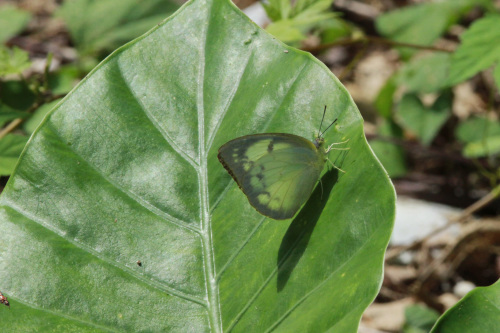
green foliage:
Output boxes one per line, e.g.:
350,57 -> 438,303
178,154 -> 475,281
0,104 -> 30,128
431,280 -> 500,333
448,15 -> 500,86
397,92 -> 452,146
456,116 -> 500,157
23,98 -> 63,135
48,65 -> 81,95
0,80 -> 35,111
263,0 -> 337,43
396,53 -> 451,93
375,0 -> 500,162
0,0 -> 395,331
463,136 -> 500,158
0,134 -> 28,176
456,116 -> 500,143
318,18 -> 353,44
0,4 -> 31,44
370,120 -> 408,178
0,46 -> 32,76
403,304 -> 440,333
376,0 -> 488,58
494,62 -> 500,92
375,76 -> 397,119
57,0 -> 180,55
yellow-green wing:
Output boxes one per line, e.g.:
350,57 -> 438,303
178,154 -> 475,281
218,133 -> 326,220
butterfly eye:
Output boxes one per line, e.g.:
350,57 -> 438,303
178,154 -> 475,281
314,137 -> 325,148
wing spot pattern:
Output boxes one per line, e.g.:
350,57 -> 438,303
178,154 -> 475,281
218,133 -> 325,220
267,141 -> 274,152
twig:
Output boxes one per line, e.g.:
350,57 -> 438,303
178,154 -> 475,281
367,36 -> 454,53
366,134 -> 475,166
302,36 -> 454,54
386,183 -> 500,261
338,42 -> 368,80
414,220 -> 500,294
0,119 -> 24,140
462,183 -> 500,216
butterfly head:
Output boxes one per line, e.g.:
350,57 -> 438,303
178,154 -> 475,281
313,135 -> 325,149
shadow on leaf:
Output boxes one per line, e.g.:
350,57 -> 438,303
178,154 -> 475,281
277,168 -> 339,292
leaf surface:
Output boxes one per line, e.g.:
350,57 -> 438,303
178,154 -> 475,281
448,15 -> 500,85
0,4 -> 31,44
431,280 -> 500,333
455,116 -> 500,157
376,0 -> 487,58
396,53 -> 451,93
397,92 -> 451,146
0,0 -> 395,331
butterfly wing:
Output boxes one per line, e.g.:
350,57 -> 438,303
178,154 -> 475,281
218,133 -> 326,220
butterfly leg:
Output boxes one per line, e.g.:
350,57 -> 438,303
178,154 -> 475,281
326,158 -> 346,173
327,139 -> 350,145
325,139 -> 350,153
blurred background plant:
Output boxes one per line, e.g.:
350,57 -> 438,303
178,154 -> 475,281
0,0 -> 499,331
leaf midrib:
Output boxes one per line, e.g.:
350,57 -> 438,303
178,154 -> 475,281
196,6 -> 222,332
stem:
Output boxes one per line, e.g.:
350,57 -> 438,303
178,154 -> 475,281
0,119 -> 24,140
386,183 -> 500,261
302,36 -> 453,54
338,43 -> 368,80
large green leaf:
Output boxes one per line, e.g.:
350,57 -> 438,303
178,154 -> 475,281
0,0 -> 395,331
431,279 -> 500,333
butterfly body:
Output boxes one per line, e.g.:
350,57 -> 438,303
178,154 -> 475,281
218,133 -> 328,220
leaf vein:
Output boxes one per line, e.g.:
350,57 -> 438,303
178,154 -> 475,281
5,203 -> 208,307
122,75 -> 200,170
48,125 -> 201,234
216,216 -> 266,282
197,7 -> 222,333
228,224 -> 380,332
7,295 -> 122,333
265,229 -> 381,332
206,51 -> 254,153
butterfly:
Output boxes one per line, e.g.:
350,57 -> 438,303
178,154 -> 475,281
217,107 -> 347,220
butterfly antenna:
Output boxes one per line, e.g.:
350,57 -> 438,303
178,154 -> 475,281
320,118 -> 338,137
318,105 -> 327,137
